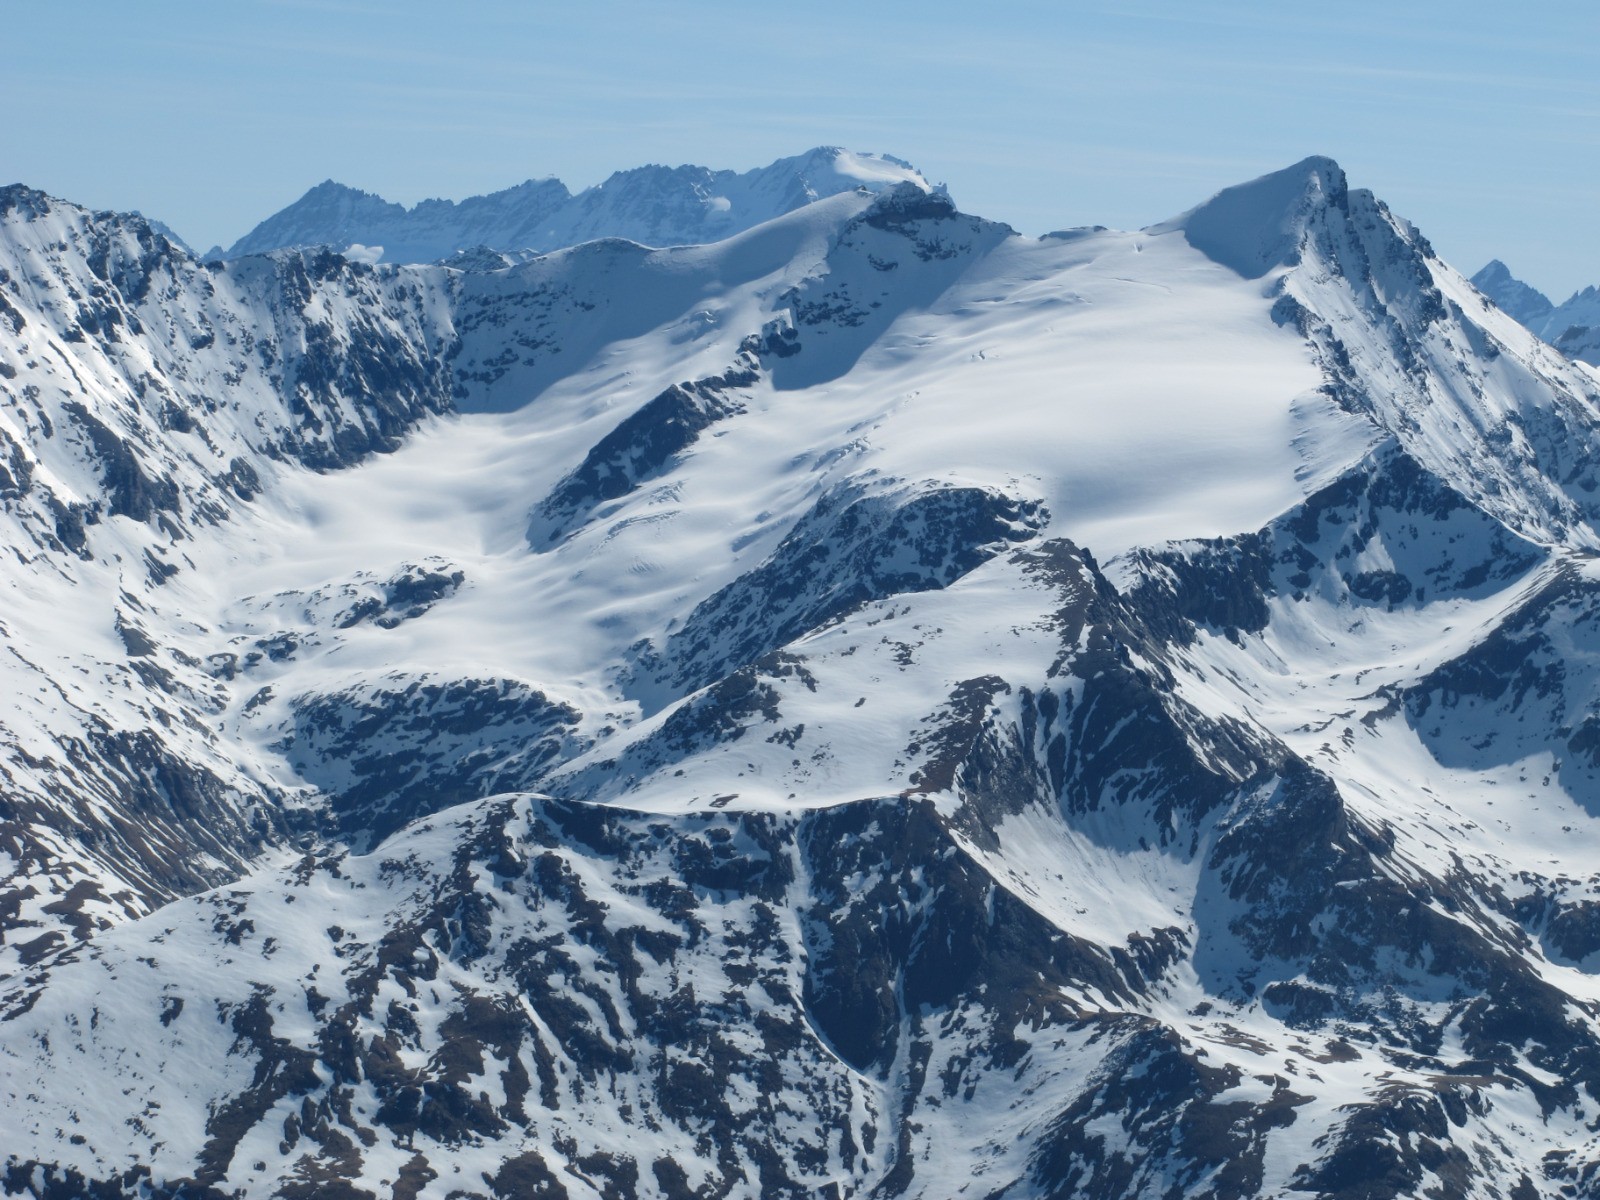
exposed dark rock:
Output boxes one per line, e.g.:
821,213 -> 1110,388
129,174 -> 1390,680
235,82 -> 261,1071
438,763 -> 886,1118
286,677 -> 585,848
62,401 -> 180,523
642,481 -> 1046,700
531,355 -> 759,543
1124,444 -> 1544,645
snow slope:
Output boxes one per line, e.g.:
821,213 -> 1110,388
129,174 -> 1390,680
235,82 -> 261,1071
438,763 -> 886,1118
6,159 -> 1600,1198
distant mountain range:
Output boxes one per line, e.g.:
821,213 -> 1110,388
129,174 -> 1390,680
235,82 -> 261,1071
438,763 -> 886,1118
1472,259 -> 1600,365
215,147 -> 937,264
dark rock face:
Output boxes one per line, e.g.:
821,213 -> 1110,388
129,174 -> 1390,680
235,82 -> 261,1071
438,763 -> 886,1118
799,794 -> 1130,1079
1402,563 -> 1600,809
1541,899 -> 1600,964
639,481 -> 1047,701
61,401 -> 181,522
1025,1023 -> 1313,1200
286,677 -> 586,848
334,564 -> 465,630
531,356 -> 759,543
261,253 -> 457,471
1124,444 -> 1544,646
0,711 -> 297,973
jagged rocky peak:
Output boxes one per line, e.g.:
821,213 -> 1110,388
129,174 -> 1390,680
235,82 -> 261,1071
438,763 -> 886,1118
223,179 -> 403,254
1469,259 -> 1600,366
1471,258 -> 1556,325
220,147 -> 936,264
223,176 -> 569,262
0,181 -> 55,217
299,177 -> 403,214
0,182 -> 184,273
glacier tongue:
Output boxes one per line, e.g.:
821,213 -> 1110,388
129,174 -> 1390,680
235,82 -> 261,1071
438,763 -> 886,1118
7,158 -> 1600,1197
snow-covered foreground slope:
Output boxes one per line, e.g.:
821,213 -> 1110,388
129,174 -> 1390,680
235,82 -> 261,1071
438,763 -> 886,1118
221,147 -> 936,265
8,158 -> 1600,1198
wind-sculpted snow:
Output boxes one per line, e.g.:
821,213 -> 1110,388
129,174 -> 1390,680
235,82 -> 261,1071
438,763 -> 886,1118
1160,155 -> 1350,280
14,157 -> 1600,1197
767,188 -> 1014,391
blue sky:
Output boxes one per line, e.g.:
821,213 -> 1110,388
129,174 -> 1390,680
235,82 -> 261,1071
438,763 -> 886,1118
8,0 -> 1597,297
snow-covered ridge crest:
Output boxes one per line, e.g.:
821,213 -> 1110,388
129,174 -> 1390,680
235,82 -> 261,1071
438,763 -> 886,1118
1152,153 -> 1349,279
1145,157 -> 1600,550
221,146 -> 938,264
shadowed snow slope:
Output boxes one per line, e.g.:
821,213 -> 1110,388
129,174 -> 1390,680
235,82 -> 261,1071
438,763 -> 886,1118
7,158 -> 1600,1199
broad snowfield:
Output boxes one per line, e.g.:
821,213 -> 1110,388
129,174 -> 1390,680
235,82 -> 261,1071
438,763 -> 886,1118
5,154 -> 1600,1198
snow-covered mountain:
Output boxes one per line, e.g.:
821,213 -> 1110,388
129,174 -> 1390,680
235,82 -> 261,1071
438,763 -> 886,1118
8,157 -> 1600,1198
1471,258 -> 1600,365
220,147 -> 937,265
